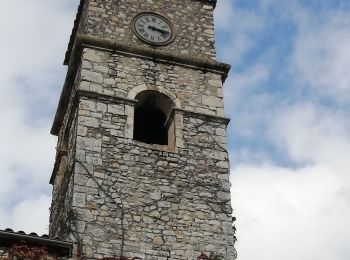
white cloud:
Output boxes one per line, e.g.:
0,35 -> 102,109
229,71 -> 350,260
0,1 -> 75,75
214,0 -> 266,65
215,0 -> 264,33
11,195 -> 51,235
232,163 -> 350,260
268,103 -> 350,171
214,0 -> 234,30
224,64 -> 270,109
0,0 -> 77,233
230,79 -> 350,260
291,11 -> 350,102
223,3 -> 350,260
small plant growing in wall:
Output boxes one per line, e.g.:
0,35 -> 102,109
102,257 -> 141,260
197,252 -> 224,260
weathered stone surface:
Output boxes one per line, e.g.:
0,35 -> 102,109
152,236 -> 164,246
75,48 -> 225,117
49,0 -> 236,259
202,95 -> 224,108
81,69 -> 103,84
68,0 -> 217,62
73,192 -> 86,207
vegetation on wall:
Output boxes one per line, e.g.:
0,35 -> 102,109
102,257 -> 141,260
100,252 -> 223,260
1,242 -> 48,260
197,252 -> 224,260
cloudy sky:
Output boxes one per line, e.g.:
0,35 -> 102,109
1,0 -> 350,259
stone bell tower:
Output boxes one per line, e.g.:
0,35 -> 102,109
49,0 -> 236,259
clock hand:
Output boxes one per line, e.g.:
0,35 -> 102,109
148,25 -> 170,35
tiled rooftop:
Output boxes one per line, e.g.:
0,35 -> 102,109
0,228 -> 73,257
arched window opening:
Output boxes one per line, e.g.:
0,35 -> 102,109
133,90 -> 175,146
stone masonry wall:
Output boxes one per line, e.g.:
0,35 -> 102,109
80,48 -> 225,118
72,104 -> 235,259
54,45 -> 234,259
50,58 -> 83,240
49,110 -> 78,240
50,45 -> 235,259
76,0 -> 216,60
49,0 -> 237,257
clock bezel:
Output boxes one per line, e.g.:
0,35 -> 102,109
132,12 -> 176,46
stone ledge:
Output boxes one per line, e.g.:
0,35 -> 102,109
51,34 -> 231,136
79,90 -> 230,125
77,90 -> 230,125
52,87 -> 230,136
78,90 -> 138,106
68,34 -> 231,76
175,108 -> 230,126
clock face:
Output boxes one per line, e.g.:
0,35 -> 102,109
132,13 -> 175,46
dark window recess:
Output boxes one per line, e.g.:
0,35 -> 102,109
133,90 -> 174,146
134,106 -> 168,145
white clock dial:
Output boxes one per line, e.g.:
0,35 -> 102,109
132,13 -> 174,45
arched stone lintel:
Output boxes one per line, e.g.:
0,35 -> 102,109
127,85 -> 181,109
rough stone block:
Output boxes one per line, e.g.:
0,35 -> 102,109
202,95 -> 223,108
